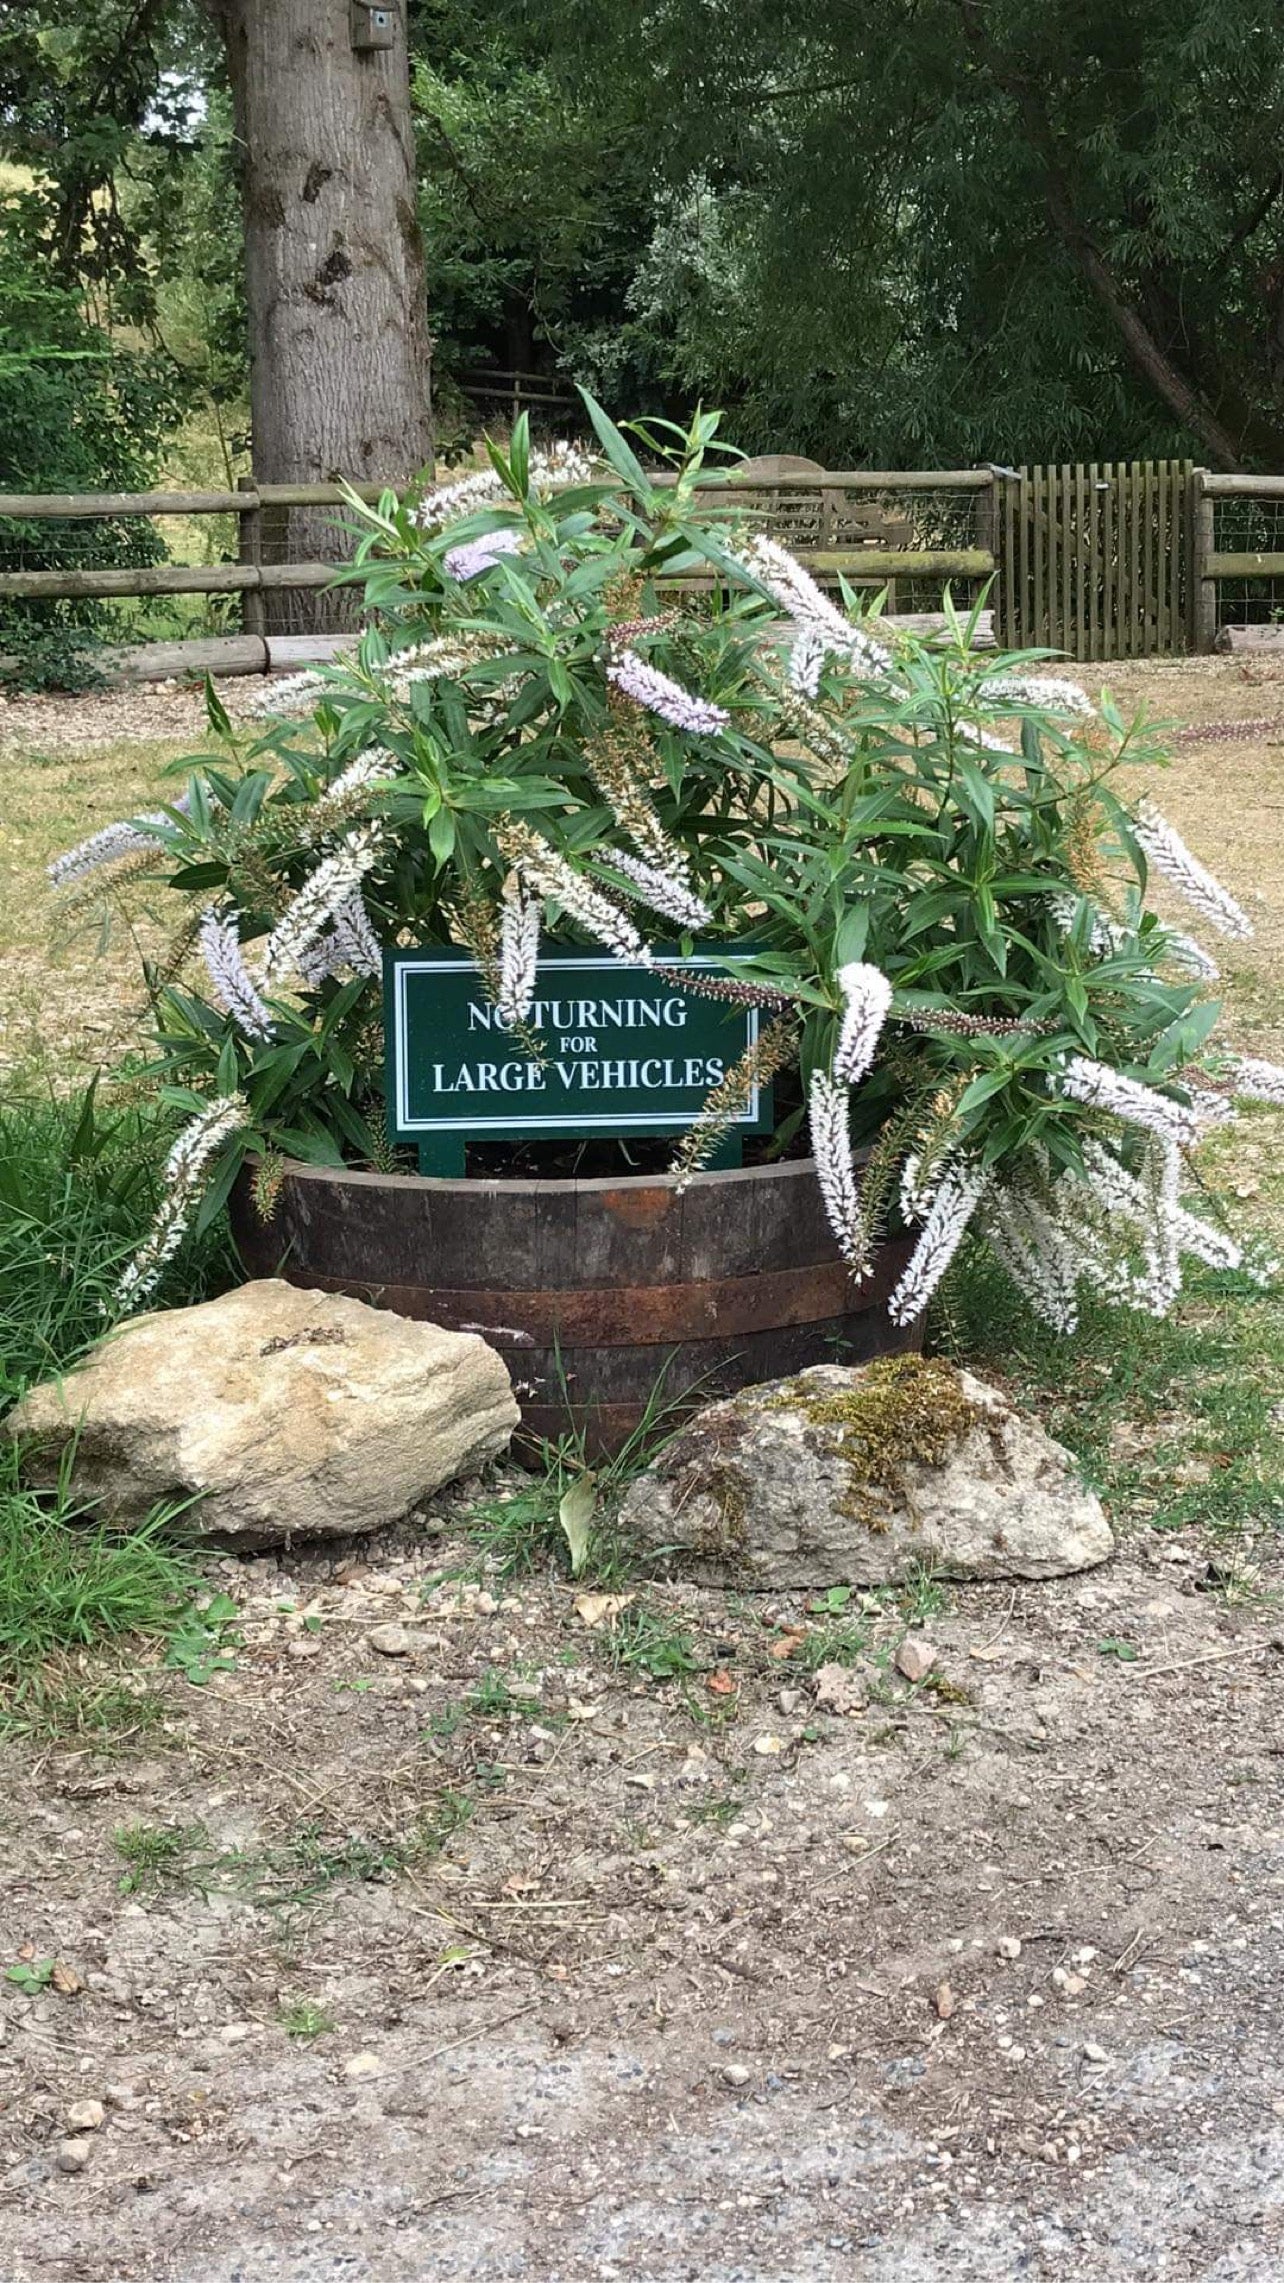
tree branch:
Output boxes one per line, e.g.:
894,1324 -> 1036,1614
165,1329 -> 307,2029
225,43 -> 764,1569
955,0 -> 1245,470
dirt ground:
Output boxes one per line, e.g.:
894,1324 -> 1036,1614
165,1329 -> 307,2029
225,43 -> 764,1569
2,659 -> 1284,2281
2,1492 -> 1283,2283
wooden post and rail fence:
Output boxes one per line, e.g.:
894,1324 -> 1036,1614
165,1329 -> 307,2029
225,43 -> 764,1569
2,462 -> 1283,680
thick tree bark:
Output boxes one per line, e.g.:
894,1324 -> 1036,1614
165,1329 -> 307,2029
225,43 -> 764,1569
209,0 -> 432,630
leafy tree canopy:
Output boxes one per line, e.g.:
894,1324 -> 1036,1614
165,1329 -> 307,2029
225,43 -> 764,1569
3,0 -> 1284,475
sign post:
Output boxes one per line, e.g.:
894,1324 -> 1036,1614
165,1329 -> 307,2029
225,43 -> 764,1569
384,946 -> 775,1176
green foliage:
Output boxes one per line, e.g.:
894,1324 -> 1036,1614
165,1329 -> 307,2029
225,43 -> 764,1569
940,1245 -> 1284,1546
7,0 -> 1283,534
0,7 -> 233,684
0,1452 -> 200,1676
0,223 -> 181,683
411,5 -> 653,437
0,4 -> 211,313
0,1080 -> 234,1404
97,402 -> 1243,1336
523,0 -> 1284,466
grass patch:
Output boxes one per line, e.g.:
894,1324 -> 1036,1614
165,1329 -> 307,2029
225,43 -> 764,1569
0,1080 -> 234,1403
938,1250 -> 1284,1547
280,1999 -> 336,2041
115,1819 -> 203,1895
0,1668 -> 171,1749
793,1618 -> 869,1671
606,1603 -> 701,1682
106,1799 -> 479,1911
0,1452 -> 200,1675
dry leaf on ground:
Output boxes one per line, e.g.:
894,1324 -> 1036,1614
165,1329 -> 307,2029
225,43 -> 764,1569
572,1592 -> 634,1628
813,1662 -> 866,1715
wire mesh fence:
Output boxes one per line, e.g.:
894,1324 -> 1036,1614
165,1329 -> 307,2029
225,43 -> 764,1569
1209,491 -> 1284,629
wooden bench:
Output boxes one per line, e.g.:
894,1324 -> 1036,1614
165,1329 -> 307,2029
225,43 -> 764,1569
732,453 -> 916,605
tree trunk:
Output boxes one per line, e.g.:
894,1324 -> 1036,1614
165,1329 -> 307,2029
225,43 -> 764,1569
210,0 -> 432,632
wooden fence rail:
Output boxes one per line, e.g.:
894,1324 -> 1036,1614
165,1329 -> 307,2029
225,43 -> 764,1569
4,463 -> 1284,671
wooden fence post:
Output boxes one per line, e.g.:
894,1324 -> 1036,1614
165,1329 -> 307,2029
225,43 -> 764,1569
1188,468 -> 1216,652
971,473 -> 999,628
237,475 -> 265,639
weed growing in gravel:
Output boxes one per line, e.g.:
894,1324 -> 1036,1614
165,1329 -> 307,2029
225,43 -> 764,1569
467,1668 -> 522,1718
887,1562 -> 949,1626
115,1820 -> 204,1895
164,1592 -> 241,1686
606,1604 -> 701,1682
278,1825 -> 419,1899
684,1787 -> 747,1831
5,1959 -> 55,1995
426,1697 -> 470,1741
793,1620 -> 868,1671
280,2000 -> 335,2040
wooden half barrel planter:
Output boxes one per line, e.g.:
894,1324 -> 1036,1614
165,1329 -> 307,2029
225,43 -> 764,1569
231,1157 -> 920,1456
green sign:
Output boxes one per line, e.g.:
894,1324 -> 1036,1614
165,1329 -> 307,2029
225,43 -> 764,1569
384,946 -> 774,1174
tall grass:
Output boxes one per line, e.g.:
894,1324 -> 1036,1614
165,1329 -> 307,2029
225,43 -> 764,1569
0,1448 -> 199,1673
0,1078 -> 233,1403
0,1081 -> 234,1686
937,1247 -> 1284,1550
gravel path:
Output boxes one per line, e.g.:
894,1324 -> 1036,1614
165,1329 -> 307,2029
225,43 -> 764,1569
2,1502 -> 1282,2282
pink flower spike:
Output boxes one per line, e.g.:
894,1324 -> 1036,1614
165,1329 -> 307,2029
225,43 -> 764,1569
443,528 -> 525,581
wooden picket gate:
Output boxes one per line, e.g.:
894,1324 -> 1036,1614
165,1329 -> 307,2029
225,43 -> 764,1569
997,461 -> 1194,661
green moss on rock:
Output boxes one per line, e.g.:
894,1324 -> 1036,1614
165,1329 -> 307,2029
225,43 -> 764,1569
770,1355 -> 988,1530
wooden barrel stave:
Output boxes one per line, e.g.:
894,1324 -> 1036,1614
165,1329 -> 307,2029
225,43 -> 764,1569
231,1159 -> 918,1455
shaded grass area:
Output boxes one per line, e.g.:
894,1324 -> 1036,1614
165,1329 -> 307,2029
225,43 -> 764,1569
938,1248 -> 1284,1558
0,1085 -> 235,1713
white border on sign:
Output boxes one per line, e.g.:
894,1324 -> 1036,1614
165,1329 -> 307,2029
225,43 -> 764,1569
392,953 -> 763,1135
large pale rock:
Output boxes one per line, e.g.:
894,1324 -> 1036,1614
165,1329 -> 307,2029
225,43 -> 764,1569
621,1355 -> 1113,1587
7,1279 -> 518,1547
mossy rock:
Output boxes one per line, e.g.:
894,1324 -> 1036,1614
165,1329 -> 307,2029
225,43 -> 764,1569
621,1357 -> 1112,1588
